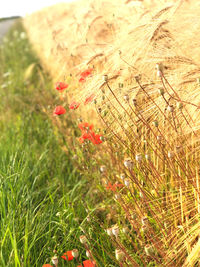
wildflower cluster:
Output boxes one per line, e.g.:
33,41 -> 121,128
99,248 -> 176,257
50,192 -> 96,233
53,76 -> 103,146
78,122 -> 102,145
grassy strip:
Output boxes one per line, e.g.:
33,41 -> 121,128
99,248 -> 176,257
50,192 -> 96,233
0,21 -> 116,267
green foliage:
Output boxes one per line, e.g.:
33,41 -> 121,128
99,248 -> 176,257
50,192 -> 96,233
0,21 -> 116,266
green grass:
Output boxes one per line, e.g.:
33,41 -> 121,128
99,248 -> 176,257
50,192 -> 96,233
0,21 -> 117,267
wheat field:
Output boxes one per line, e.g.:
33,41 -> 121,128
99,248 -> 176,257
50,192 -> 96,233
23,1 -> 200,266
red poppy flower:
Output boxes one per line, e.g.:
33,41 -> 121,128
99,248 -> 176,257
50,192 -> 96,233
92,133 -> 102,144
61,251 -> 74,261
78,132 -> 91,144
42,265 -> 53,267
69,101 -> 81,110
84,94 -> 95,105
79,136 -> 85,144
79,77 -> 86,83
106,182 -> 116,192
80,68 -> 93,78
78,122 -> 93,131
55,82 -> 68,91
83,260 -> 95,267
53,106 -> 66,115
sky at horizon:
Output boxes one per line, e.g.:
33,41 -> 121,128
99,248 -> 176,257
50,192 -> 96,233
0,0 -> 77,18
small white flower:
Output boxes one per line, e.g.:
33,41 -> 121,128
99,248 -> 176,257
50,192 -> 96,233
80,235 -> 88,244
72,249 -> 79,258
167,105 -> 174,112
124,158 -> 133,169
52,256 -> 58,266
144,245 -> 155,256
122,226 -> 129,234
20,32 -> 26,39
112,225 -> 119,237
124,179 -> 130,187
145,153 -> 151,161
124,94 -> 129,101
103,74 -> 108,82
3,71 -> 10,77
141,217 -> 148,226
168,151 -> 175,158
100,165 -> 106,173
86,250 -> 91,258
115,249 -> 125,261
135,153 -> 142,163
120,173 -> 126,180
106,228 -> 113,236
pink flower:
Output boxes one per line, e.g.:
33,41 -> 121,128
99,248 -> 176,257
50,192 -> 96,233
53,106 -> 66,115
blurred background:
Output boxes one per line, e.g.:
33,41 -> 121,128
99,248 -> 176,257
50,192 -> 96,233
0,0 -> 76,18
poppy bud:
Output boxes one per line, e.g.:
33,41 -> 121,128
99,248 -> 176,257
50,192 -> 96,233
122,226 -> 129,234
167,105 -> 174,112
136,153 -> 142,163
106,228 -> 113,236
132,98 -> 137,106
135,75 -> 141,82
124,95 -> 129,101
86,250 -> 91,258
141,217 -> 148,226
153,120 -> 158,127
124,179 -> 130,187
177,102 -> 183,110
145,153 -> 151,161
114,193 -> 121,200
80,235 -> 88,244
120,173 -> 126,180
72,249 -> 79,258
157,70 -> 162,77
144,244 -> 155,256
115,249 -> 125,262
176,146 -> 182,154
103,75 -> 108,82
52,256 -> 58,266
158,87 -> 164,95
141,224 -> 148,234
157,135 -> 162,142
124,158 -> 133,169
103,110 -> 108,117
112,225 -> 119,237
168,151 -> 175,158
100,136 -> 105,142
100,165 -> 106,173
156,63 -> 163,71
